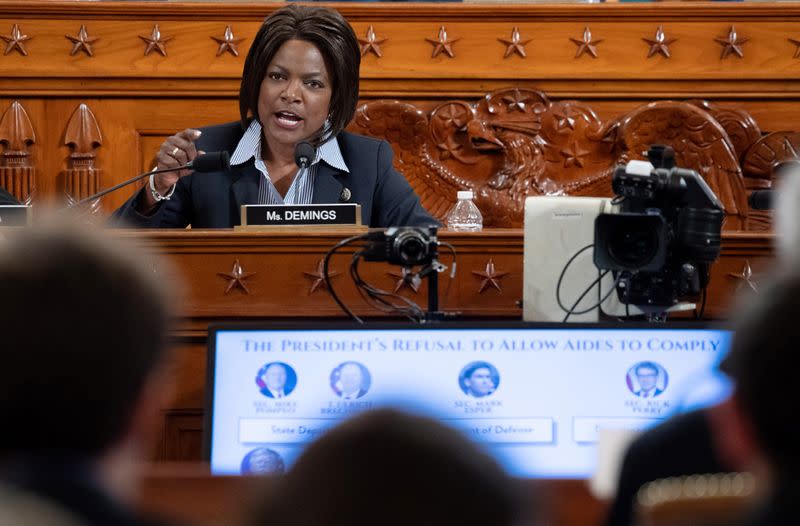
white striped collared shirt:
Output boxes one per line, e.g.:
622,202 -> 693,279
229,119 -> 349,205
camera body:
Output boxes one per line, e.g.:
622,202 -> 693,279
362,227 -> 437,267
593,146 -> 724,309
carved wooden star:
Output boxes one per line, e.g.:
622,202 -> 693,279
553,108 -> 576,130
437,103 -> 469,129
426,26 -> 459,59
715,26 -> 748,60
789,37 -> 800,59
498,27 -> 531,59
570,26 -> 602,59
472,259 -> 509,294
502,89 -> 530,113
388,268 -> 421,294
727,261 -> 758,293
211,25 -> 244,57
218,259 -> 256,294
139,24 -> 172,57
437,135 -> 464,160
560,142 -> 590,168
303,259 -> 339,295
358,25 -> 387,58
66,25 -> 99,57
1,24 -> 32,56
643,25 -> 677,59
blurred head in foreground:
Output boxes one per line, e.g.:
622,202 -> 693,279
0,224 -> 174,477
717,268 -> 800,485
248,409 -> 522,526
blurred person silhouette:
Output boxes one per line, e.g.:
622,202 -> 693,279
246,409 -> 522,526
774,160 -> 800,265
711,269 -> 800,525
0,225 -> 176,526
603,408 -> 731,526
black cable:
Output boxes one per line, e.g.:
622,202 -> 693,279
556,244 -> 595,315
562,270 -> 622,323
349,253 -> 404,317
323,233 -> 370,323
350,251 -> 425,322
349,253 -> 402,315
694,286 -> 708,320
438,241 -> 456,278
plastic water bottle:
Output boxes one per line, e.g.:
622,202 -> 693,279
446,190 -> 483,232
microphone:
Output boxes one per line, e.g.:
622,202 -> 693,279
294,142 -> 315,169
72,151 -> 231,207
749,190 -> 773,211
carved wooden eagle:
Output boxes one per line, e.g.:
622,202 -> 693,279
350,88 -> 749,229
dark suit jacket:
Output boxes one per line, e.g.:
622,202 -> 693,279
112,122 -> 437,228
340,388 -> 368,399
0,186 -> 19,205
604,408 -> 728,526
740,483 -> 799,526
1,455 -> 171,526
634,388 -> 663,398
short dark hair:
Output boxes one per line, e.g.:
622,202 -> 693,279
247,409 -> 522,526
722,270 -> 800,475
464,361 -> 494,379
239,5 -> 361,145
0,226 -> 171,457
635,362 -> 659,375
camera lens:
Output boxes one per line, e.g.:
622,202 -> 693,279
393,230 -> 429,266
677,208 -> 723,262
607,221 -> 660,269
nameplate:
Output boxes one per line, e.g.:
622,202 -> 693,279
0,205 -> 31,227
240,204 -> 361,227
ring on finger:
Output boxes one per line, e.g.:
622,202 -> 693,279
170,146 -> 180,157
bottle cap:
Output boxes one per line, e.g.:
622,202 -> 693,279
457,190 -> 474,200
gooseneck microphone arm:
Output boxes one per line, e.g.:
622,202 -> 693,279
72,151 -> 230,207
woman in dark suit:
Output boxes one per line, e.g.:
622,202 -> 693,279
113,5 -> 436,228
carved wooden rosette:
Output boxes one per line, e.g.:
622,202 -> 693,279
614,101 -> 748,230
688,100 -> 761,167
63,103 -> 103,213
740,131 -> 800,231
349,88 -> 755,230
0,101 -> 36,204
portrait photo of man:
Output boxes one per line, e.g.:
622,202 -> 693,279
627,361 -> 669,398
256,362 -> 298,399
459,361 -> 500,398
330,361 -> 371,400
241,447 -> 286,475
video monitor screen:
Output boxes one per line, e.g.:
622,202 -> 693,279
206,323 -> 732,478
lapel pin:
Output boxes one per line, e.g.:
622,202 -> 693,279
339,187 -> 352,202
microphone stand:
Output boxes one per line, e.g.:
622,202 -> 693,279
71,164 -> 190,208
417,226 -> 447,322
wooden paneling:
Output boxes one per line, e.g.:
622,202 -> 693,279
162,410 -> 204,462
137,466 -> 606,526
1,2 -> 800,213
